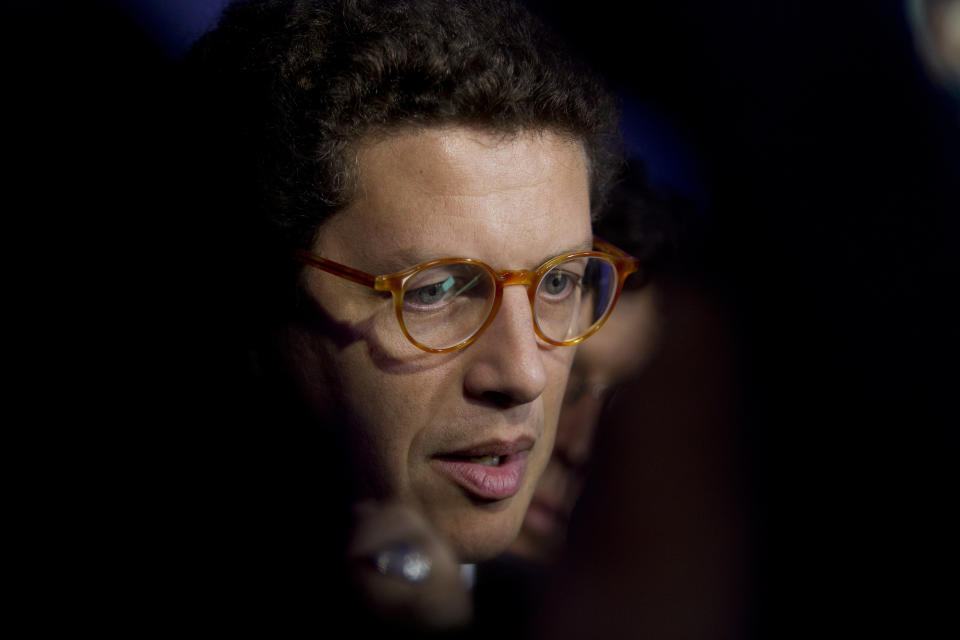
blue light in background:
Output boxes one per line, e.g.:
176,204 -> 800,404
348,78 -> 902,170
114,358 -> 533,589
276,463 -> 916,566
117,0 -> 233,58
620,92 -> 708,209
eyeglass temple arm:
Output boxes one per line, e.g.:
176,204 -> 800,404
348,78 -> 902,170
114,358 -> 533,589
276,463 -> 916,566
594,236 -> 640,275
294,250 -> 377,288
593,235 -> 630,258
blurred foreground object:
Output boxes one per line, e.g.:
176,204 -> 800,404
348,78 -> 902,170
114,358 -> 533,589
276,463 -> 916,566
505,161 -> 745,636
348,502 -> 471,632
537,276 -> 746,639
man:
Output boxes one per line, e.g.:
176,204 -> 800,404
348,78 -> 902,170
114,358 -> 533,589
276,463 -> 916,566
188,0 -> 630,629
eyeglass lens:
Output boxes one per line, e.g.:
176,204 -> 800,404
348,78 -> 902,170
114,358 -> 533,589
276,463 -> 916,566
534,257 -> 617,342
400,257 -> 618,350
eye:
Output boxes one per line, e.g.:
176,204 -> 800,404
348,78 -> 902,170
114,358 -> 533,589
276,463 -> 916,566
403,268 -> 487,313
541,269 -> 579,300
411,276 -> 455,306
544,272 -> 569,295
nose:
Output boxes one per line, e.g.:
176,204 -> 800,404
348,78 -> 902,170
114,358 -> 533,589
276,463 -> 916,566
462,286 -> 548,407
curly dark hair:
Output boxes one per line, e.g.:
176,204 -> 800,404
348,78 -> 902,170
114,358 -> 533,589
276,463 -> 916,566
187,0 -> 621,253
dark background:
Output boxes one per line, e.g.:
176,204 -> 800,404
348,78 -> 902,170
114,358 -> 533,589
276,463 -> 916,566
524,1 -> 958,637
10,0 -> 956,635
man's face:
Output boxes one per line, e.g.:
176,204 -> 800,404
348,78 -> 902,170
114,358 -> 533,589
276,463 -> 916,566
286,126 -> 592,561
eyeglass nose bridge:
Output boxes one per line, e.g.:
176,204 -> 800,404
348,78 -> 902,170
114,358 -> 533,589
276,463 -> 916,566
495,269 -> 541,312
497,269 -> 537,287
468,268 -> 541,348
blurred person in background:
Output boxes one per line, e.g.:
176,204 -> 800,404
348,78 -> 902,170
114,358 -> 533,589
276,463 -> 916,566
526,168 -> 746,639
507,162 -> 680,563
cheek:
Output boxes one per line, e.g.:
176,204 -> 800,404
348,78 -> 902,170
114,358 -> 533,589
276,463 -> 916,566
325,347 -> 427,488
301,331 -> 467,499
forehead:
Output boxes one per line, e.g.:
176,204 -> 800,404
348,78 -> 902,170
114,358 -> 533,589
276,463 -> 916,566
313,126 -> 593,271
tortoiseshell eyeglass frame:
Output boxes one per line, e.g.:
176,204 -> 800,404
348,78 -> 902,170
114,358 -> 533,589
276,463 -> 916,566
294,237 -> 640,354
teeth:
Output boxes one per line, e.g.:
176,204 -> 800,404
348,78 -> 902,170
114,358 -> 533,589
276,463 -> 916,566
468,455 -> 502,466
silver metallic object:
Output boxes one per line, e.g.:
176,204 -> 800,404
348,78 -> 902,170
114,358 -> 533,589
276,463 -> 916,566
373,544 -> 433,583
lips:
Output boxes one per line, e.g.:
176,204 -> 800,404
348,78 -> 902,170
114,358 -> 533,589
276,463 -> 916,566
431,437 -> 534,501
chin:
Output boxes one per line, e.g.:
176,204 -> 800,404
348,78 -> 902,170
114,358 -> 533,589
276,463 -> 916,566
433,499 -> 529,563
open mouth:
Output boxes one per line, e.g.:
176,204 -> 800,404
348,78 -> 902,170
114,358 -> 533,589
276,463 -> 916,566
432,448 -> 531,501
450,454 -> 502,466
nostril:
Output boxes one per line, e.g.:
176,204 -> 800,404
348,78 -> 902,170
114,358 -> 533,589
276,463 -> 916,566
481,390 -> 516,408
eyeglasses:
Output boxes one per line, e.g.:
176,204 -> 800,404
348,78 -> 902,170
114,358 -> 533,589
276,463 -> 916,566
294,238 -> 639,354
